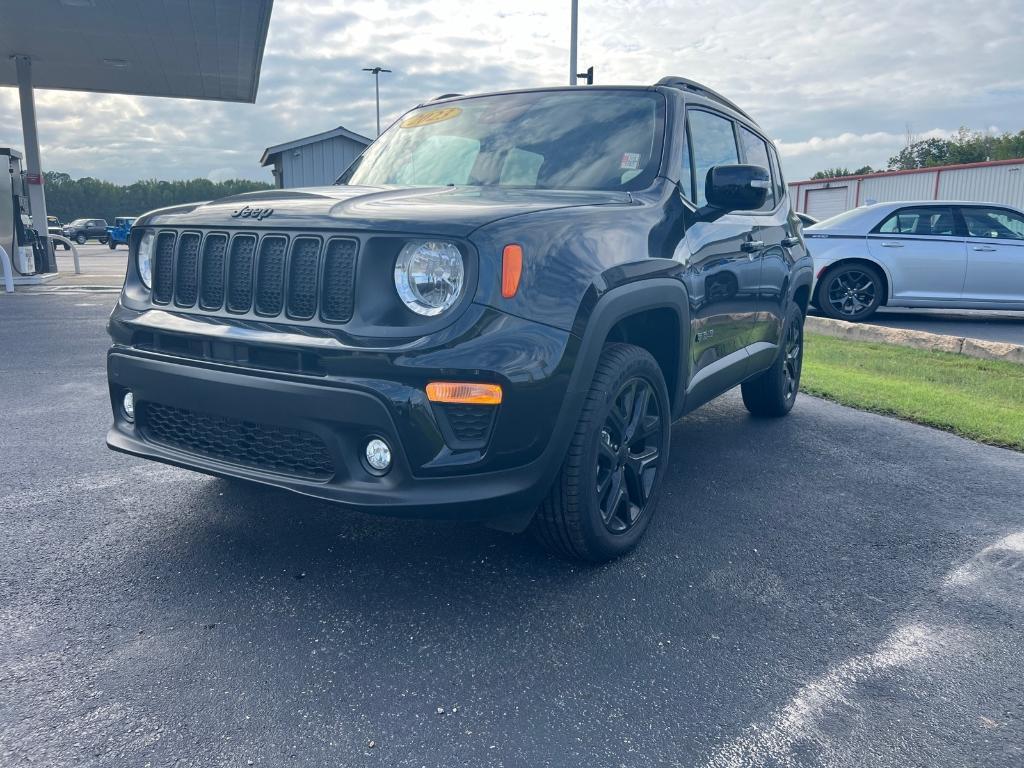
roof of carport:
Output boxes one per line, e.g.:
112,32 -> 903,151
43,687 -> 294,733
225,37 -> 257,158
0,0 -> 275,103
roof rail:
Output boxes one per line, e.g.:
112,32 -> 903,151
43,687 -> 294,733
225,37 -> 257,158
654,76 -> 753,121
431,93 -> 463,101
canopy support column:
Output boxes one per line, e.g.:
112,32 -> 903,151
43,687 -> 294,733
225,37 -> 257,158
15,55 -> 55,273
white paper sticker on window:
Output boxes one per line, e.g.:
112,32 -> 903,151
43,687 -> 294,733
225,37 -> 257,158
620,152 -> 641,170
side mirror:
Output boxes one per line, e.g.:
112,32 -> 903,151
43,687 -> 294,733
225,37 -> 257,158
704,164 -> 770,213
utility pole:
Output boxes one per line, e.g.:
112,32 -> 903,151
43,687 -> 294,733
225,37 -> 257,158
362,66 -> 391,137
569,0 -> 578,86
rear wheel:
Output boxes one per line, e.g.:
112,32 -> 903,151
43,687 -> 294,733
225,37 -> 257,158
817,262 -> 883,321
108,240 -> 117,250
741,303 -> 804,418
532,343 -> 670,562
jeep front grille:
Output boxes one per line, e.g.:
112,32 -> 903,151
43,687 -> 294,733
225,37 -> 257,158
150,230 -> 358,325
140,400 -> 335,480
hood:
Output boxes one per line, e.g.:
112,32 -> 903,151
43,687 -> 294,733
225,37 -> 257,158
135,185 -> 632,237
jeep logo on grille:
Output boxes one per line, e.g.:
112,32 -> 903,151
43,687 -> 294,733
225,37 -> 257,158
231,205 -> 274,221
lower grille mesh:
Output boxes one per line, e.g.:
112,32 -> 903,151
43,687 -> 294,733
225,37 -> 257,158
141,401 -> 335,480
439,403 -> 496,446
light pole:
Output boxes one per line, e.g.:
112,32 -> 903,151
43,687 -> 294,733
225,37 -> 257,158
362,66 -> 391,137
569,0 -> 578,86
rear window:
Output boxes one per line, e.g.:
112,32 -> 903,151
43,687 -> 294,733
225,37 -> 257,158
877,207 -> 956,236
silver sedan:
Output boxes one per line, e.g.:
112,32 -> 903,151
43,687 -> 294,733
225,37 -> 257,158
805,201 -> 1024,321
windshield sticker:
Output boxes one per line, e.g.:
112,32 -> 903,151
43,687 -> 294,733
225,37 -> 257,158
401,107 -> 463,128
620,152 -> 641,170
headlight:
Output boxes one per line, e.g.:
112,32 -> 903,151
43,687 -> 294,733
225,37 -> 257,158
394,240 -> 464,316
137,231 -> 155,289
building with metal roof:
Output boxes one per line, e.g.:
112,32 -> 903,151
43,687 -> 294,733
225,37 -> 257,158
789,158 -> 1024,220
260,126 -> 372,189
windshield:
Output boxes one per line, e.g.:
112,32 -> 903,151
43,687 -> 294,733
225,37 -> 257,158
70,219 -> 88,226
343,90 -> 664,192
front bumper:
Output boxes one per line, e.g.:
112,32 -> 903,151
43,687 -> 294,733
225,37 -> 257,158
106,304 -> 582,524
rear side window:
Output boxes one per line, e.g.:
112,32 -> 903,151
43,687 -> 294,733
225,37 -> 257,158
960,207 -> 1024,240
687,109 -> 739,207
877,206 -> 956,236
737,126 -> 775,212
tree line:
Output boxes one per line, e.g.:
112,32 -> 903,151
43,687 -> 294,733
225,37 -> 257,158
811,127 -> 1024,180
42,172 -> 274,224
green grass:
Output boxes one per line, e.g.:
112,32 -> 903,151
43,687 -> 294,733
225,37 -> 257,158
801,333 -> 1024,451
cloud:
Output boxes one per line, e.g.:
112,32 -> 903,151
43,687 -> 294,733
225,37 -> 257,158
0,0 -> 1020,184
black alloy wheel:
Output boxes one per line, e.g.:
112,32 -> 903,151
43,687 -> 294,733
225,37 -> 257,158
819,263 -> 884,321
532,343 -> 671,562
780,313 -> 803,404
595,377 -> 662,534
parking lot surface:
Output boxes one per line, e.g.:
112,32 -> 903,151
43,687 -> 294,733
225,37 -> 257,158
811,306 -> 1024,346
2,295 -> 1023,767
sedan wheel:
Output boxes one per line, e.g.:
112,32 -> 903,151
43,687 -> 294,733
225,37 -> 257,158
818,263 -> 883,321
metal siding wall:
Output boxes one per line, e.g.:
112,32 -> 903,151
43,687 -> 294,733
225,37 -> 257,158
938,164 -> 1024,208
859,171 -> 936,203
276,136 -> 368,188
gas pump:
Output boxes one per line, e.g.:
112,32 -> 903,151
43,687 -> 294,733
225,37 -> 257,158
1,147 -> 50,275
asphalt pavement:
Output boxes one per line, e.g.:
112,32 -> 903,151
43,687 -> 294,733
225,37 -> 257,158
811,306 -> 1024,346
2,295 -> 1023,767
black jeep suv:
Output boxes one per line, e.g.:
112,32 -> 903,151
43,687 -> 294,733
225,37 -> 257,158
106,79 -> 812,561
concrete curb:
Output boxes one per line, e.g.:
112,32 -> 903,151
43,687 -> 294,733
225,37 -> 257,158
805,316 -> 1024,366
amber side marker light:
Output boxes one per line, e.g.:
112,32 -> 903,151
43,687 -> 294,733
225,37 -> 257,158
502,244 -> 523,298
426,382 -> 503,405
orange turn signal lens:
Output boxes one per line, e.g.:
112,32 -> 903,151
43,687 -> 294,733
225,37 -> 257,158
426,382 -> 503,405
501,244 -> 523,298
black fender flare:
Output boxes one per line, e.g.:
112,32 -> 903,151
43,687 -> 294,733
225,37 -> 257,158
568,278 -> 692,420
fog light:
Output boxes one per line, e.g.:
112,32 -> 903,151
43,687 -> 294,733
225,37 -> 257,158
365,438 -> 392,472
122,391 -> 135,422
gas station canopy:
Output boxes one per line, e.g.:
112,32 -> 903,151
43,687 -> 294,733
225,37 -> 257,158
0,0 -> 275,103
0,0 -> 276,281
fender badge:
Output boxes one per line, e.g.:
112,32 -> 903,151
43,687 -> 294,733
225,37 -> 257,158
231,205 -> 274,221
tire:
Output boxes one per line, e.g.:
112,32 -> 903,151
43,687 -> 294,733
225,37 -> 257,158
75,233 -> 87,245
532,343 -> 671,562
741,303 -> 804,418
816,262 -> 883,321
62,243 -> 70,251
108,240 -> 117,250
99,237 -> 109,245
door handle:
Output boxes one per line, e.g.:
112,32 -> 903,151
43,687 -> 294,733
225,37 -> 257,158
740,240 -> 764,252
880,242 -> 904,248
972,245 -> 997,252
781,236 -> 800,248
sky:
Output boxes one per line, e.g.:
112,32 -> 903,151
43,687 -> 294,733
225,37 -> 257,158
1,0 -> 1022,185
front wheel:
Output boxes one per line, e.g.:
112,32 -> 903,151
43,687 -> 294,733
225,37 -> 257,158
75,233 -> 87,245
741,304 -> 804,418
817,262 -> 883,321
108,240 -> 117,250
532,343 -> 670,562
